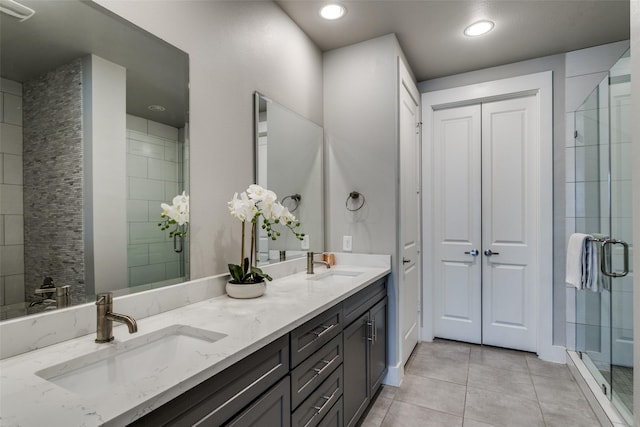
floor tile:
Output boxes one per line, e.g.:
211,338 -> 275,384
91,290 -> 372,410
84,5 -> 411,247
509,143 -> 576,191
380,400 -> 463,427
467,363 -> 536,401
539,399 -> 601,427
360,395 -> 393,427
406,353 -> 469,385
378,384 -> 397,400
531,374 -> 590,410
526,356 -> 573,379
469,346 -> 530,373
415,340 -> 471,362
464,386 -> 545,427
395,374 -> 467,416
463,419 -> 500,427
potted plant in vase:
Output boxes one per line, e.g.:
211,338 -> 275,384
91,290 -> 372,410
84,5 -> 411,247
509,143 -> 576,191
227,184 -> 304,298
158,191 -> 189,253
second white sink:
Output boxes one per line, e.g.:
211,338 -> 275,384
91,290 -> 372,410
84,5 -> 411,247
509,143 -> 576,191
36,324 -> 226,398
306,270 -> 364,283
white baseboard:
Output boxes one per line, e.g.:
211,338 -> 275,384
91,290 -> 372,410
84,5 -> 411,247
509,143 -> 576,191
383,360 -> 404,387
538,344 -> 567,364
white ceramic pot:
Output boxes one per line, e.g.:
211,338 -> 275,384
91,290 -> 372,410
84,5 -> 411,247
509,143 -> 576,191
226,281 -> 266,299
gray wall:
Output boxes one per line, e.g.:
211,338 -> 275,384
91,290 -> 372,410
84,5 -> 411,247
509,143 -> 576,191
97,0 -> 324,279
23,59 -> 85,305
323,34 -> 405,370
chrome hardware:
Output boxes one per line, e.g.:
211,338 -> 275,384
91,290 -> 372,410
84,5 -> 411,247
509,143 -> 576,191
34,284 -> 71,308
366,320 -> 374,342
372,319 -> 377,343
601,239 -> 629,278
402,258 -> 411,264
311,356 -> 339,377
307,252 -> 331,274
484,249 -> 499,256
311,323 -> 336,338
95,292 -> 138,343
173,234 -> 183,253
464,249 -> 479,256
312,388 -> 339,414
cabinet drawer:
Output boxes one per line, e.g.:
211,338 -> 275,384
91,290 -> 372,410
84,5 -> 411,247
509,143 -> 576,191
317,396 -> 343,427
292,366 -> 343,427
290,304 -> 342,368
291,334 -> 342,409
343,277 -> 386,325
223,376 -> 291,427
129,335 -> 289,427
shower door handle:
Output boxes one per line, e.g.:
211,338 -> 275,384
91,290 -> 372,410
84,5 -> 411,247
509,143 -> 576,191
600,239 -> 629,278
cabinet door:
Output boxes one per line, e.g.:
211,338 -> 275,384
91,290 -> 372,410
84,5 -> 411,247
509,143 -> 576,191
223,376 -> 291,427
342,312 -> 369,427
369,297 -> 388,394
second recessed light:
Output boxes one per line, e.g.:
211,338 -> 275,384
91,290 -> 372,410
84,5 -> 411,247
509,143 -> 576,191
464,20 -> 495,37
320,4 -> 346,20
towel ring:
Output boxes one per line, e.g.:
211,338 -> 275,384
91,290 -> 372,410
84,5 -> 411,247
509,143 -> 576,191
281,194 -> 301,212
346,191 -> 366,212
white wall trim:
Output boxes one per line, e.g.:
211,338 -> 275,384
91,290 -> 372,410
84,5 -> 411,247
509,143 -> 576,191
421,71 -> 561,362
383,359 -> 404,387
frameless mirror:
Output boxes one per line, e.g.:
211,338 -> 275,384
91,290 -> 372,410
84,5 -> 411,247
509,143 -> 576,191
0,0 -> 189,320
254,92 -> 323,263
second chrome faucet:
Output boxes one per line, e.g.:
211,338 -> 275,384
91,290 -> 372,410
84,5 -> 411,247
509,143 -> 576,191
307,252 -> 331,274
95,292 -> 138,343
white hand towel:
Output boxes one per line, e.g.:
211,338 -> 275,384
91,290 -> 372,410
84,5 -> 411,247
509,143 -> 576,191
566,233 -> 590,289
584,239 -> 599,292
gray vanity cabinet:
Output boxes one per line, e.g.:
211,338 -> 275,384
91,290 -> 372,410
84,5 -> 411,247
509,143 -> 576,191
128,336 -> 289,427
225,376 -> 291,427
129,276 -> 387,427
342,278 -> 388,427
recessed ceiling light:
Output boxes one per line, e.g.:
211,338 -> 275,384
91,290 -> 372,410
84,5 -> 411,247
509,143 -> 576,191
464,20 -> 495,37
320,4 -> 346,20
148,105 -> 166,112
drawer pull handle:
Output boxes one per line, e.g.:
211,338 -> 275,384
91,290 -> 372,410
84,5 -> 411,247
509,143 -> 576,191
311,323 -> 337,338
366,320 -> 374,342
311,355 -> 340,377
312,388 -> 339,413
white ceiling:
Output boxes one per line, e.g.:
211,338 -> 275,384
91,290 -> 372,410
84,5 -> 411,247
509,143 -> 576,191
276,0 -> 630,82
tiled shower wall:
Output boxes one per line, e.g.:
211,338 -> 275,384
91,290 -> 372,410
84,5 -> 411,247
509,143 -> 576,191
0,79 -> 25,306
22,59 -> 85,304
126,115 -> 186,287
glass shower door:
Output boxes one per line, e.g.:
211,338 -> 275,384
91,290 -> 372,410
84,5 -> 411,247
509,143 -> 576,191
574,48 -> 632,424
609,49 -> 633,421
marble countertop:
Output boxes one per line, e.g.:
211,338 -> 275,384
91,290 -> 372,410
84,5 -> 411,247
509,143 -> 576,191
0,260 -> 390,426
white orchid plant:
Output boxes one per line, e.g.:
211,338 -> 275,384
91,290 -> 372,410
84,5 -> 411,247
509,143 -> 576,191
228,184 -> 304,284
158,191 -> 189,238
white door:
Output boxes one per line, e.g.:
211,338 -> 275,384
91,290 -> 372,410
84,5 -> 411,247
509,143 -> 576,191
481,96 -> 538,352
399,61 -> 421,365
432,105 -> 482,343
432,96 -> 538,352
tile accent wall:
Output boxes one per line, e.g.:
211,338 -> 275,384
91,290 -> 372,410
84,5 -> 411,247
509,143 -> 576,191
126,115 -> 186,287
22,59 -> 85,305
0,78 -> 25,306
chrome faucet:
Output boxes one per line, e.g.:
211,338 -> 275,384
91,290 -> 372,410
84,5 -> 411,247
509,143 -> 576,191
307,252 -> 331,274
95,292 -> 138,343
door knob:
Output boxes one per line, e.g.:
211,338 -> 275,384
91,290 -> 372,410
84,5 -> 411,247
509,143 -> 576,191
464,249 -> 479,256
484,249 -> 500,256
403,258 -> 411,264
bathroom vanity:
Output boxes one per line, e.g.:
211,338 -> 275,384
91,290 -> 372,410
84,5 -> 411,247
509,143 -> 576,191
0,255 -> 390,426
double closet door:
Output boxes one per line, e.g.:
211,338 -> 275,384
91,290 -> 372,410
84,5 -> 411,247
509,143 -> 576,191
432,96 -> 539,353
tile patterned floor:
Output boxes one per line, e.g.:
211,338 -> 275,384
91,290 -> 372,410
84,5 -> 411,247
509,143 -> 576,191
360,339 -> 603,427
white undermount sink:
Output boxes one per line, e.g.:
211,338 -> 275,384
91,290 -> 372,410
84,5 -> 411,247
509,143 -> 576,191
306,269 -> 364,283
36,324 -> 227,397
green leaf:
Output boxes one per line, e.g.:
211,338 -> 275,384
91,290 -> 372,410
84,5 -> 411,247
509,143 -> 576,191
228,263 -> 244,283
